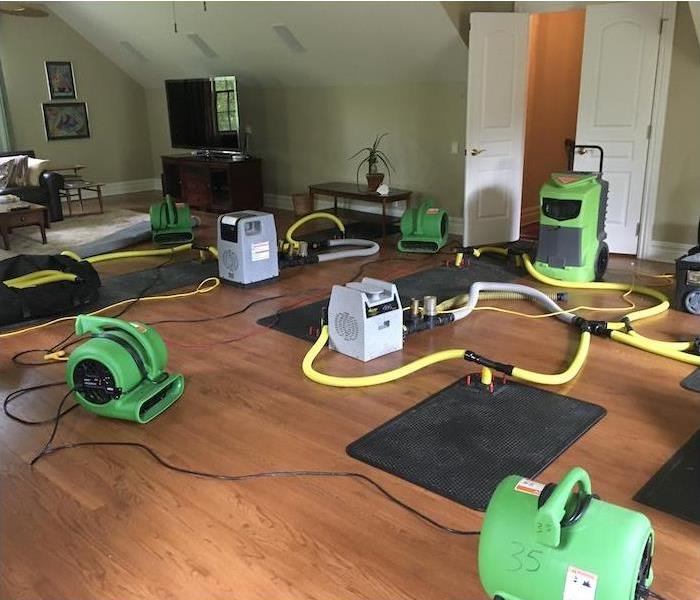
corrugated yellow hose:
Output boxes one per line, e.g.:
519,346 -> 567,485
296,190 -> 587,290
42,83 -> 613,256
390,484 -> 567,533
511,332 -> 591,385
302,326 -> 465,388
520,253 -> 669,326
285,212 -> 345,249
302,325 -> 589,387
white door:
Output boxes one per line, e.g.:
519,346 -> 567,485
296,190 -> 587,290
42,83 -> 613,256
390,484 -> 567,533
463,13 -> 529,246
573,2 -> 663,254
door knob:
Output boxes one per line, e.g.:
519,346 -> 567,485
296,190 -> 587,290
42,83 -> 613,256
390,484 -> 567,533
470,148 -> 485,156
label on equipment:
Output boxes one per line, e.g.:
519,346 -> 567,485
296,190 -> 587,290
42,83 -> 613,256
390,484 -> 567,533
426,208 -> 440,215
251,241 -> 270,262
563,566 -> 598,600
514,478 -> 545,496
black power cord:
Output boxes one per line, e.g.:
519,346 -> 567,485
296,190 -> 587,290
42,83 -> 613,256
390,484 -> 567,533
10,384 -> 479,538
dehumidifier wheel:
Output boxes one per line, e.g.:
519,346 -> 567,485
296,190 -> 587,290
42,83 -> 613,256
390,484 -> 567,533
594,241 -> 609,282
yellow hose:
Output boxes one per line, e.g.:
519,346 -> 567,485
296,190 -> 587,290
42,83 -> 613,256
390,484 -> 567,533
4,272 -> 77,288
302,326 -> 465,388
472,246 -> 509,258
520,253 -> 669,326
4,270 -> 71,285
285,212 -> 345,249
60,250 -> 82,261
302,325 -> 590,388
610,331 -> 700,366
84,243 -> 193,264
511,332 -> 591,385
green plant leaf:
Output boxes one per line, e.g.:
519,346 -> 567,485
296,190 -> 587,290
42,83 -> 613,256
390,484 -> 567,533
348,147 -> 373,160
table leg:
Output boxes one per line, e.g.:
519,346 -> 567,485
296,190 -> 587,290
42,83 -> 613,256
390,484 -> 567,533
77,188 -> 84,213
0,225 -> 9,251
382,199 -> 387,240
333,196 -> 338,215
39,222 -> 47,244
96,186 -> 104,214
66,191 -> 73,217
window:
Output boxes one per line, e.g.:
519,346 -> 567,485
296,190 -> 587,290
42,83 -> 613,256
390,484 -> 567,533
213,76 -> 238,133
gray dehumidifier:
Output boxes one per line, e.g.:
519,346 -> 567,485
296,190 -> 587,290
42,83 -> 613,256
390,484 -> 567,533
217,211 -> 279,286
327,278 -> 403,362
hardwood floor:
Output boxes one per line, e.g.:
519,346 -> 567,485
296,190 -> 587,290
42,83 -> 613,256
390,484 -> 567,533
1,193 -> 698,600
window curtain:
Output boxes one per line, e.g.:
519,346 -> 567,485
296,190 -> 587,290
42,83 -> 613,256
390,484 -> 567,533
0,61 -> 12,152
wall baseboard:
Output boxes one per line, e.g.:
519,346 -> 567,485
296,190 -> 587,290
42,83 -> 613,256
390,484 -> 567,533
68,178 -> 160,200
263,193 -> 464,236
644,240 -> 689,264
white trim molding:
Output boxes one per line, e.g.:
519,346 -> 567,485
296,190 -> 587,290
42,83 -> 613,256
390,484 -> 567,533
643,239 -> 687,264
638,1 -> 677,260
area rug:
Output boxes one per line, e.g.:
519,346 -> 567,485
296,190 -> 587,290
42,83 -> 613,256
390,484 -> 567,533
0,208 -> 150,260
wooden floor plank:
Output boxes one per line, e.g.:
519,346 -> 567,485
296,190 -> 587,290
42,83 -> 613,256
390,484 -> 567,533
1,192 -> 698,599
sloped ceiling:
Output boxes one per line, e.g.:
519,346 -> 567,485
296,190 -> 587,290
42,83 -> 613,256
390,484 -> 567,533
690,1 -> 700,47
48,1 -> 468,88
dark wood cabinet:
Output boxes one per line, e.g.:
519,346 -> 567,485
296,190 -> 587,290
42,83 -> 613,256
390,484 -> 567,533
161,155 -> 263,213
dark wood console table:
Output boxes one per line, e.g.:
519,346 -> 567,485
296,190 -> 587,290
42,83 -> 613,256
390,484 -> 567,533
308,181 -> 412,238
161,154 -> 263,213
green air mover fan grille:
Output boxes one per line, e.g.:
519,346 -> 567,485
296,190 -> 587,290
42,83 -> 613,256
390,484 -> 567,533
72,358 -> 121,405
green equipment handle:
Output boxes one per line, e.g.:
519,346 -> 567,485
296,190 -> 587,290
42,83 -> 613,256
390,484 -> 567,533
165,194 -> 177,225
535,467 -> 592,548
75,315 -> 164,381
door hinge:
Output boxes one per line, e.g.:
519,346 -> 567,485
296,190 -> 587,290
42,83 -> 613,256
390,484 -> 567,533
636,222 -> 641,237
646,124 -> 652,140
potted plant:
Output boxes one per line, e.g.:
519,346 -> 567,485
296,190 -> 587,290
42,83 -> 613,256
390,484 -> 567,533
349,133 -> 395,192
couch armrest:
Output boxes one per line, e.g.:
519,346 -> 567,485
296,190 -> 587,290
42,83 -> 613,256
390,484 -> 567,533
39,170 -> 65,222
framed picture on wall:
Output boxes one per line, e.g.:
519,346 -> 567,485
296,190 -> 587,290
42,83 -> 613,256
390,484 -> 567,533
45,61 -> 76,100
42,102 -> 90,140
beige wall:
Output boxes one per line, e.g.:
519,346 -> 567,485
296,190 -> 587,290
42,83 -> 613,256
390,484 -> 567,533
148,82 -> 468,217
0,11 -> 153,183
522,10 -> 585,225
653,1 -> 700,245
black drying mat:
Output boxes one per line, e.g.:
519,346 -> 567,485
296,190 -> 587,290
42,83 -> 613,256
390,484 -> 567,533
681,369 -> 700,393
347,377 -> 606,511
635,430 -> 700,525
0,260 -> 218,333
296,220 -> 400,243
257,257 -> 519,341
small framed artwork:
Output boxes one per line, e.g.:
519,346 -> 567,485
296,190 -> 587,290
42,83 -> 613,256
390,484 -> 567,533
42,102 -> 90,140
45,61 -> 76,100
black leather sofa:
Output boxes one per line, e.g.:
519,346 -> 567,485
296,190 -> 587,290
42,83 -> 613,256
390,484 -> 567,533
0,150 -> 64,222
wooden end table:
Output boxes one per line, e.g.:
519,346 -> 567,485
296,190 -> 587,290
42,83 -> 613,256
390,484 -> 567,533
60,180 -> 105,216
0,201 -> 49,251
307,181 -> 412,239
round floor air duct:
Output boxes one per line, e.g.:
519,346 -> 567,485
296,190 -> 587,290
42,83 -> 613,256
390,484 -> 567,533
478,467 -> 654,600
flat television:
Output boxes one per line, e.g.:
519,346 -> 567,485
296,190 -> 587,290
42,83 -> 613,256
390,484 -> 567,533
165,76 -> 240,150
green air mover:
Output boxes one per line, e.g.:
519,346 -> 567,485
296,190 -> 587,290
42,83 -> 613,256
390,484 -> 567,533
149,195 -> 194,246
66,315 -> 184,423
479,467 -> 654,600
398,199 -> 449,253
534,145 -> 609,282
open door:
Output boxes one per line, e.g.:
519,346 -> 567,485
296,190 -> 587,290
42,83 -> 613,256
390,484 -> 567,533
573,2 -> 663,254
463,12 -> 529,246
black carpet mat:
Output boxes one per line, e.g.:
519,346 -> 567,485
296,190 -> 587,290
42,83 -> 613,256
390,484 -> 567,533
681,369 -> 700,393
296,220 -> 401,243
347,377 -> 606,511
634,430 -> 700,525
0,260 -> 218,333
257,257 -> 519,341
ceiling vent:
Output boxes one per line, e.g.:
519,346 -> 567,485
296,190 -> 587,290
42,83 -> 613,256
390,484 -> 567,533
119,40 -> 149,62
187,33 -> 219,58
272,24 -> 306,53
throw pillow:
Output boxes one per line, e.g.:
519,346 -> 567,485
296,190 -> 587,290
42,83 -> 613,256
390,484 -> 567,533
0,156 -> 16,190
9,155 -> 29,186
27,157 -> 51,187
